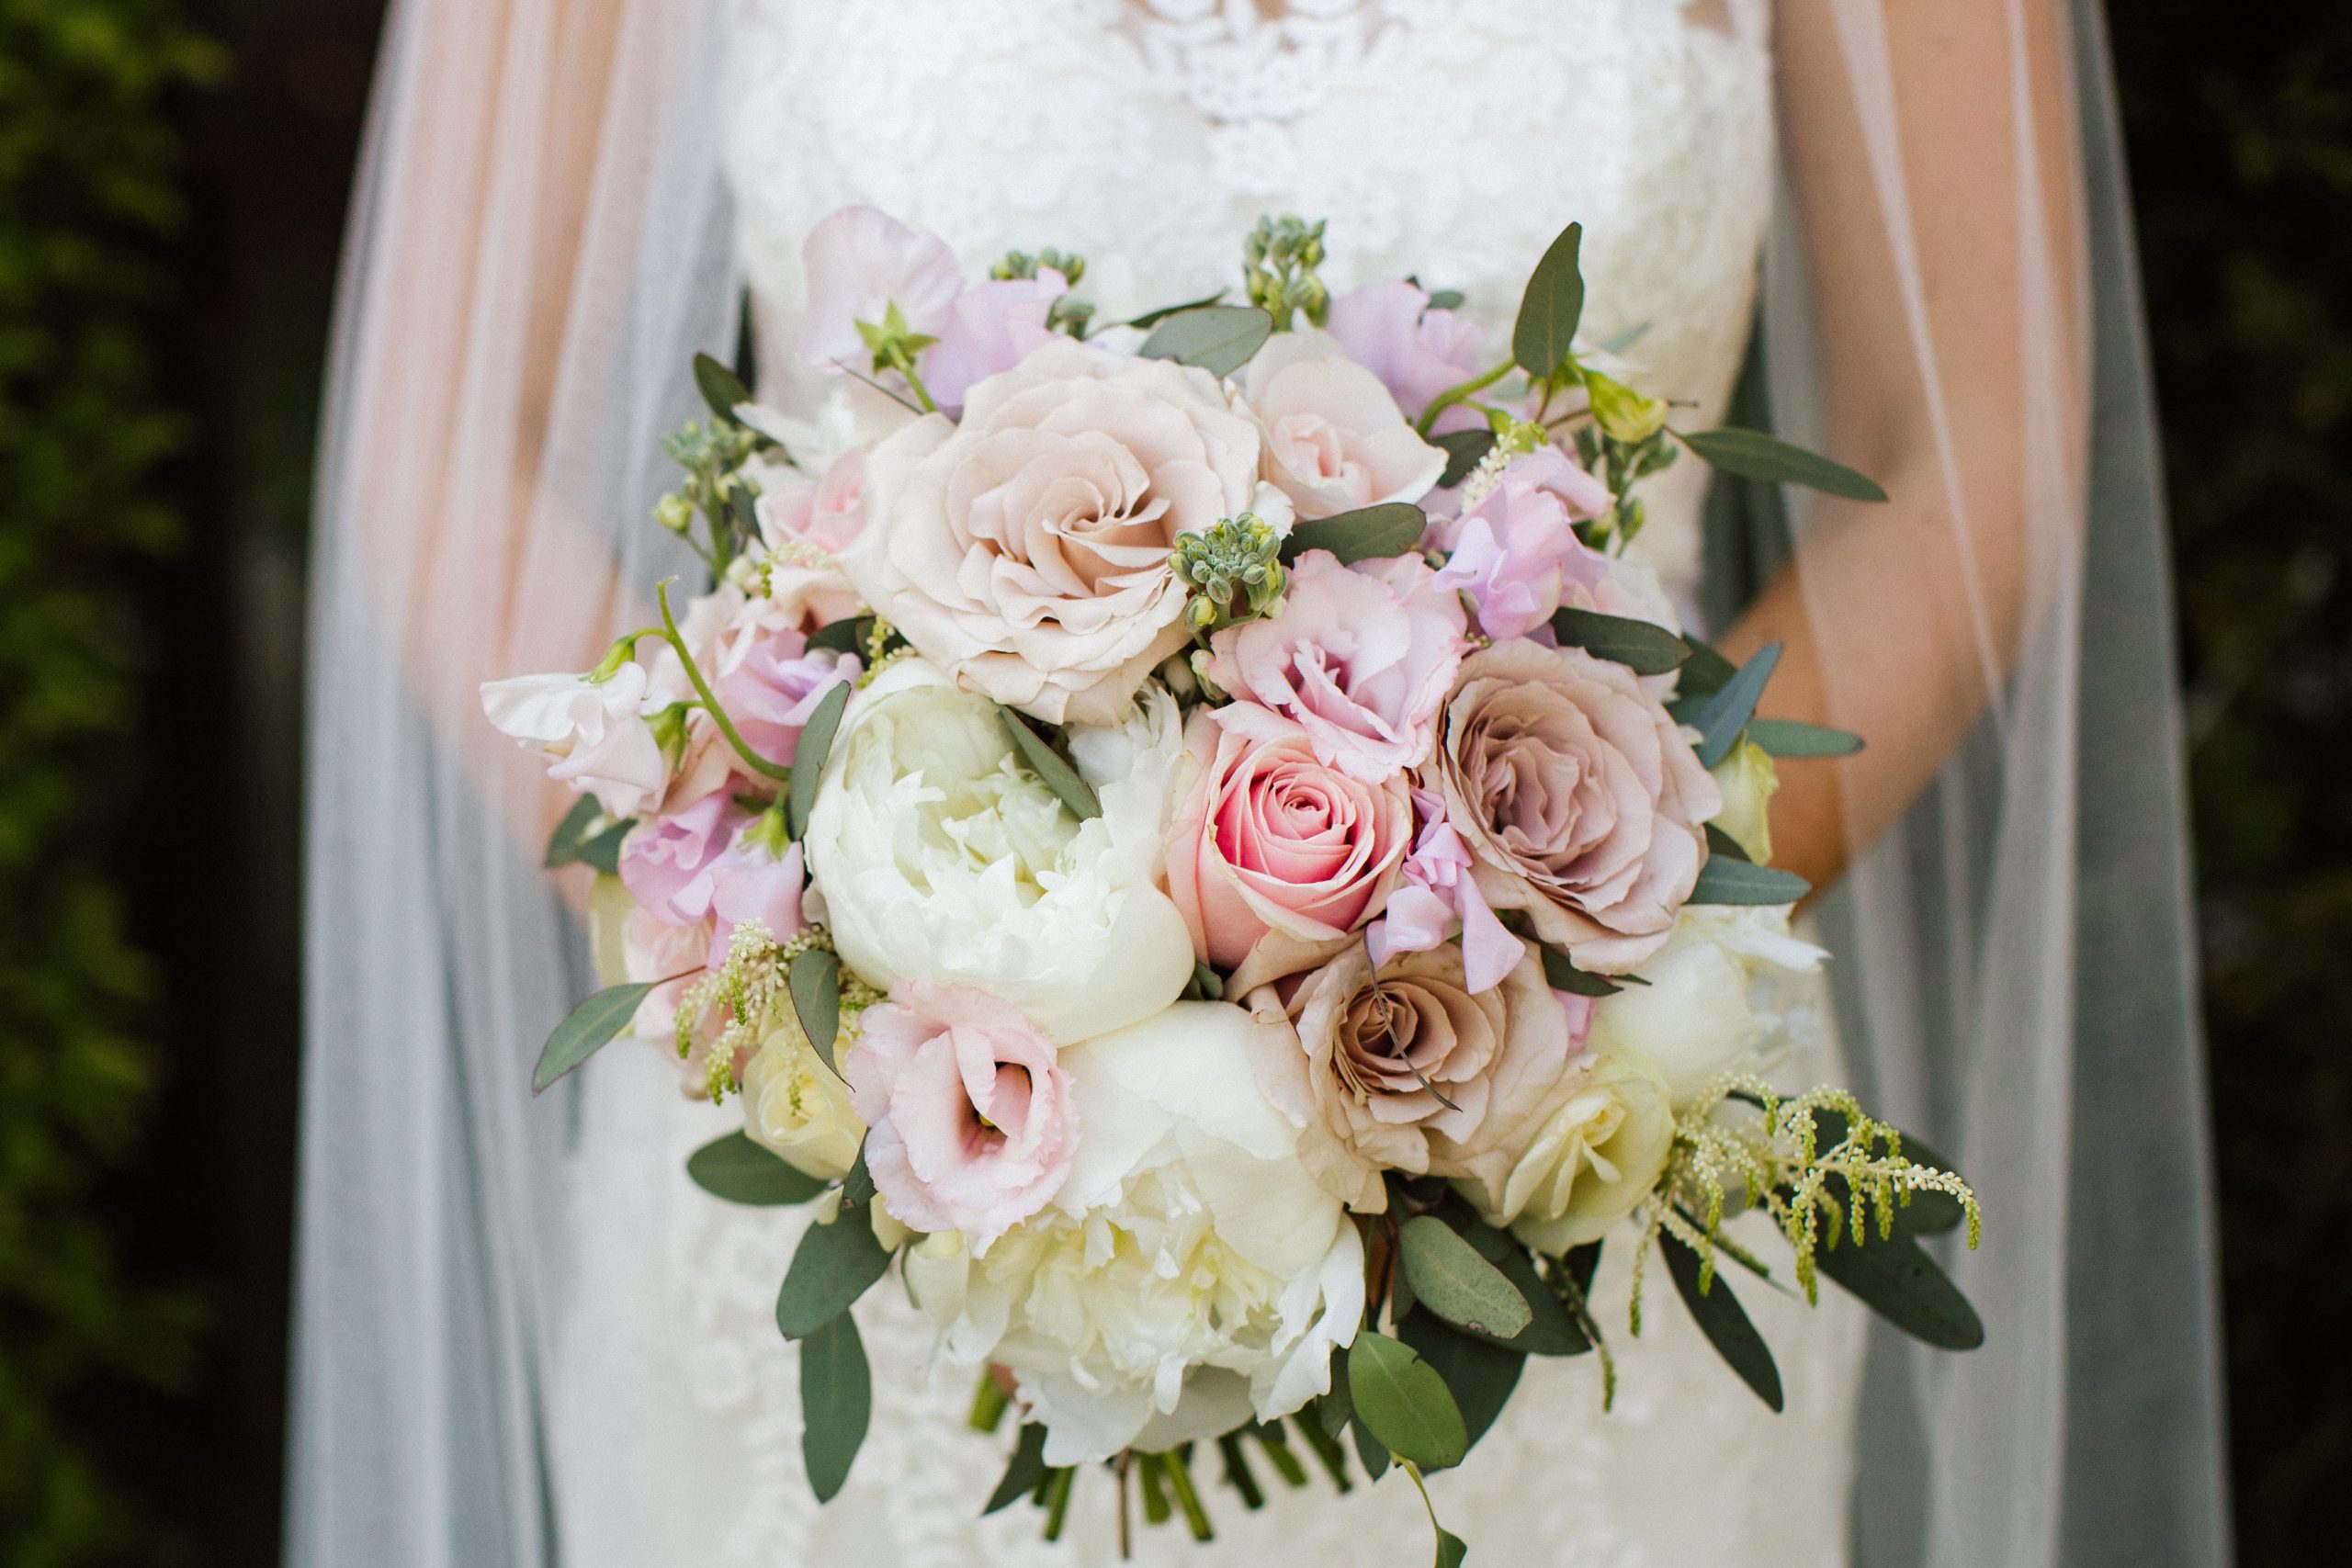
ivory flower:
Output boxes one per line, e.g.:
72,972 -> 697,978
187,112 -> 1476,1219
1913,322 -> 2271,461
481,664 -> 669,818
1463,1043 -> 1676,1257
1238,328 -> 1446,519
741,1022 -> 864,1181
1589,907 -> 1827,1107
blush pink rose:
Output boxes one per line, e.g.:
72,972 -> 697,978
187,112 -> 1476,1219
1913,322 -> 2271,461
1205,549 -> 1466,784
1325,280 -> 1489,435
1238,329 -> 1447,519
1167,709 -> 1412,987
845,981 -> 1076,1246
1432,448 -> 1614,639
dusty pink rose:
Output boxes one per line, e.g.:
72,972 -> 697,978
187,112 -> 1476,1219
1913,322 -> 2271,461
1167,709 -> 1411,987
1246,940 -> 1578,1213
1238,329 -> 1446,519
1205,549 -> 1465,783
846,981 -> 1076,1245
925,272 -> 1067,413
1433,448 -> 1614,639
842,339 -> 1287,724
1364,787 -> 1521,993
1325,280 -> 1489,435
797,206 -> 960,374
1434,641 -> 1722,974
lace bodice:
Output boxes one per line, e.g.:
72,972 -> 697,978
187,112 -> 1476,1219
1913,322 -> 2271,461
548,7 -> 1863,1567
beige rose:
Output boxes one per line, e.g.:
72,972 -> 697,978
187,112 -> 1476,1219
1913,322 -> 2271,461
1462,1044 -> 1675,1256
840,340 -> 1289,725
1432,641 -> 1721,974
1248,940 -> 1577,1213
1238,329 -> 1447,519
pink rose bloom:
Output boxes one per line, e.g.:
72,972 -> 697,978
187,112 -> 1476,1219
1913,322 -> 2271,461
753,446 -> 871,630
924,272 -> 1067,413
703,836 -> 808,968
1238,329 -> 1446,520
1205,549 -> 1466,784
1167,709 -> 1412,987
1433,448 -> 1614,640
797,206 -> 961,374
846,981 -> 1077,1246
619,790 -> 747,925
1364,788 -> 1522,993
1326,280 -> 1489,435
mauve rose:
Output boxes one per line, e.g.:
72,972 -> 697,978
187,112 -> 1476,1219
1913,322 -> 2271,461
1434,641 -> 1722,974
1238,329 -> 1446,519
1205,549 -> 1465,784
1166,709 -> 1411,988
1247,940 -> 1577,1213
1433,448 -> 1614,640
841,340 -> 1289,724
1325,281 -> 1489,435
845,980 -> 1076,1247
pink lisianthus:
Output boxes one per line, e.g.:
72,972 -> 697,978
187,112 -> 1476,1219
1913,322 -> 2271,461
1166,709 -> 1412,988
1433,448 -> 1615,640
1205,549 -> 1466,784
1325,280 -> 1489,435
1364,789 -> 1521,993
797,206 -> 961,374
845,981 -> 1076,1247
923,272 -> 1068,413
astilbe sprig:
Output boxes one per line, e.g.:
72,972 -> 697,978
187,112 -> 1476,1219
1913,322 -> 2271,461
673,919 -> 883,1101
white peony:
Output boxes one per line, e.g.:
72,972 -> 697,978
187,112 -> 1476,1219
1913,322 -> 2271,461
903,1002 -> 1365,1465
480,663 -> 669,818
1588,905 -> 1828,1108
801,657 -> 1193,1043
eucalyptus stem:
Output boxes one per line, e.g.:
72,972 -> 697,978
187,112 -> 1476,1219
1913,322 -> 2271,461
654,578 -> 793,784
1415,356 -> 1514,436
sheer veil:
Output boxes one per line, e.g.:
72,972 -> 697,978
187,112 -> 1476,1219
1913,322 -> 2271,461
288,2 -> 2228,1565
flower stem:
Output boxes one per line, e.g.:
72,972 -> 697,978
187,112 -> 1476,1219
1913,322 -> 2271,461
1415,356 -> 1514,436
654,578 -> 793,783
1161,1448 -> 1214,1541
1041,1467 -> 1075,1541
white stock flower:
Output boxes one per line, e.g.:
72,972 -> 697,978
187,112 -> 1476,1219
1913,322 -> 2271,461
801,657 -> 1193,1043
902,1002 -> 1365,1465
481,663 -> 668,818
1587,906 -> 1828,1108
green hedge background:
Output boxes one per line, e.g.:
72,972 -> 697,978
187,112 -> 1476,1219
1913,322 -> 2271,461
0,2 -> 2343,1563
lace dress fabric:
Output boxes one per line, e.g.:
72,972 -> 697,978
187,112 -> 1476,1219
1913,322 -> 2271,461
547,6 -> 1866,1565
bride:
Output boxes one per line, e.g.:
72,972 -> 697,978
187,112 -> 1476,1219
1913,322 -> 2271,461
288,2 -> 2228,1565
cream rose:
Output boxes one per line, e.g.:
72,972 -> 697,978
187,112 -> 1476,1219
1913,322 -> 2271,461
1462,1043 -> 1675,1256
1238,328 -> 1447,519
1433,641 -> 1722,974
741,1024 -> 864,1180
801,657 -> 1193,1043
840,340 -> 1291,725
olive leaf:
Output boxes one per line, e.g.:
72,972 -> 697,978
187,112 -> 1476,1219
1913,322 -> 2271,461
1747,717 -> 1865,758
532,983 -> 654,1094
1138,305 -> 1274,378
1688,857 -> 1811,907
1548,606 -> 1692,676
799,1312 -> 871,1502
1513,220 -> 1586,380
1688,641 -> 1782,769
1662,1230 -> 1783,1412
1677,426 -> 1888,502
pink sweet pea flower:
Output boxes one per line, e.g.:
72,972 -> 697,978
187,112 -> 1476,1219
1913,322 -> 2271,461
1326,280 -> 1489,435
1366,789 -> 1522,993
923,271 -> 1068,413
1433,447 -> 1614,639
704,837 -> 808,969
845,981 -> 1076,1247
619,790 -> 746,926
797,206 -> 962,374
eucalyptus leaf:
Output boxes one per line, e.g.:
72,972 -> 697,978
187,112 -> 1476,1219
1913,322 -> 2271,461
1662,1231 -> 1783,1412
532,983 -> 654,1094
1398,1217 -> 1532,1339
1536,944 -> 1623,998
1689,641 -> 1781,768
799,1311 -> 871,1502
787,679 -> 852,839
1279,502 -> 1429,567
695,351 -> 753,425
1512,220 -> 1586,380
1689,857 -> 1810,907
1677,638 -> 1738,700
686,1131 -> 829,1206
1000,708 -> 1103,821
1432,429 -> 1494,489
1678,426 -> 1888,502
544,795 -> 602,868
1347,1331 -> 1468,1472
788,948 -> 842,1072
806,615 -> 872,657
1816,1233 -> 1984,1349
1548,607 -> 1691,676
1436,1528 -> 1468,1568
1123,291 -> 1228,330
841,1142 -> 876,1211
984,1425 -> 1050,1516
1449,1232 -> 1585,1357
1747,717 -> 1865,758
1425,288 -> 1466,312
774,1210 -> 893,1339
1315,1345 -> 1354,1440
1704,822 -> 1754,863
1350,1417 -> 1390,1482
1138,305 -> 1274,378
1398,1310 -> 1525,1452
579,818 -> 631,875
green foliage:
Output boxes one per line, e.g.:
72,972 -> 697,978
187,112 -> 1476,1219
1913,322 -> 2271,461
1,4 -> 220,1562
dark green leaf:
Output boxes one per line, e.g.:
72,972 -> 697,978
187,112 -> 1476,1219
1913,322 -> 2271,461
999,708 -> 1103,820
1424,288 -> 1466,312
1548,607 -> 1692,676
799,1311 -> 870,1501
787,679 -> 853,839
1279,502 -> 1429,567
686,1131 -> 829,1205
1689,857 -> 1811,907
1537,944 -> 1623,998
1350,1417 -> 1390,1482
1138,305 -> 1274,378
774,1212 -> 892,1338
579,818 -> 631,875
841,1142 -> 876,1210
1678,426 -> 1888,502
1677,639 -> 1738,699
1347,1331 -> 1468,1472
1433,429 -> 1494,489
1662,1232 -> 1783,1412
1457,1239 -> 1586,1357
788,948 -> 842,1072
1398,1310 -> 1525,1451
1436,1527 -> 1468,1568
1398,1217 -> 1532,1339
1816,1233 -> 1984,1349
1512,220 -> 1586,380
1704,822 -> 1753,863
532,983 -> 653,1094
806,615 -> 872,656
1689,641 -> 1781,768
1124,291 -> 1229,330
545,795 -> 601,867
695,351 -> 753,425
1314,1345 -> 1354,1440
1747,717 -> 1865,759
983,1424 -> 1050,1515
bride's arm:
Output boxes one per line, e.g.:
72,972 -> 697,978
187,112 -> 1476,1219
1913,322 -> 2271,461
1728,0 -> 2088,892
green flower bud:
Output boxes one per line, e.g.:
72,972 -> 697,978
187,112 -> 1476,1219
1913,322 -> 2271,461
1585,369 -> 1668,446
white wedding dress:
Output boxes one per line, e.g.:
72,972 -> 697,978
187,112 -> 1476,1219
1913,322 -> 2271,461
545,4 -> 1865,1565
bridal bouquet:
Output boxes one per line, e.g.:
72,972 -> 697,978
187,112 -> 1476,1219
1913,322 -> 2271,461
487,209 -> 1983,1561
